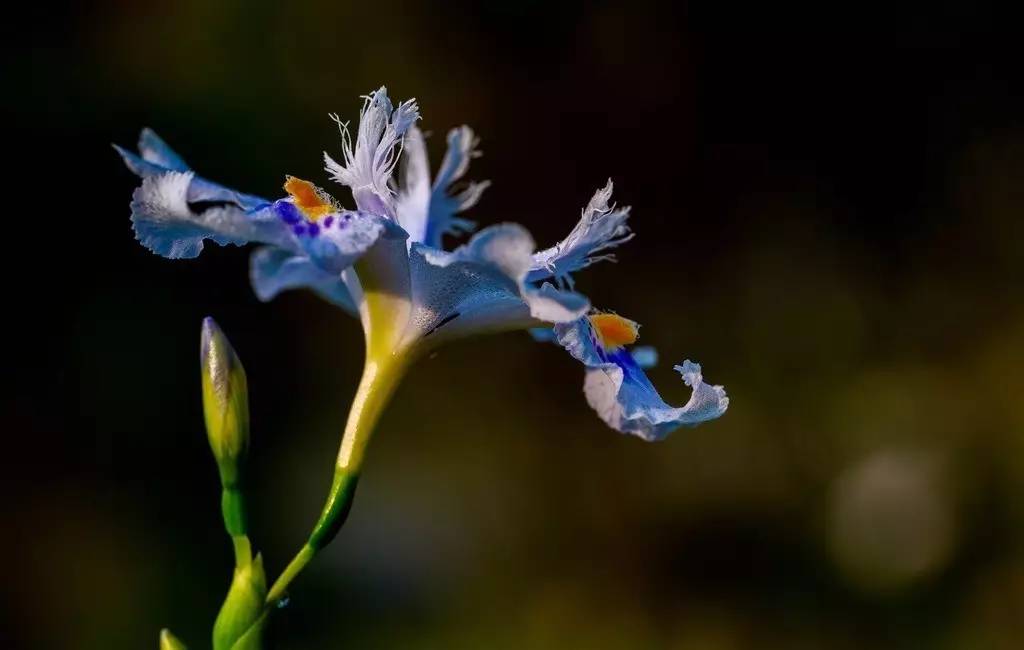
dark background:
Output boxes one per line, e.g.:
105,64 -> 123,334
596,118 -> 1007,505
6,1 -> 1024,648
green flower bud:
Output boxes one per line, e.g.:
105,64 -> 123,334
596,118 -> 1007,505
159,628 -> 187,650
200,317 -> 249,488
213,554 -> 268,650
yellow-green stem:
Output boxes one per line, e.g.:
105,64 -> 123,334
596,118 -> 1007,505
231,535 -> 252,568
264,544 -> 314,605
262,354 -> 409,607
335,356 -> 408,473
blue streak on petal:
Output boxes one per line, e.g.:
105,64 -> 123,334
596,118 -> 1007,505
295,210 -> 397,275
273,200 -> 304,225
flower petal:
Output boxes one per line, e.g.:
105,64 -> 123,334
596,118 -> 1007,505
528,180 -> 633,287
324,87 -> 420,218
137,128 -> 189,171
130,172 -> 293,259
396,126 -> 489,247
403,224 -> 588,347
555,318 -> 727,441
249,246 -> 357,313
394,126 -> 432,242
430,126 -> 490,247
530,282 -> 591,323
115,131 -> 268,211
283,207 -> 392,275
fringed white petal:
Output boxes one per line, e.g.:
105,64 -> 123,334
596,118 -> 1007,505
422,126 -> 490,246
396,125 -> 491,247
324,87 -> 420,219
529,180 -> 633,287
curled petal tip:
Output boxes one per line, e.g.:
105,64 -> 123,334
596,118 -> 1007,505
554,319 -> 727,440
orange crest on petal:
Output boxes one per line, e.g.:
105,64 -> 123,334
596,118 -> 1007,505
284,176 -> 335,222
588,313 -> 639,350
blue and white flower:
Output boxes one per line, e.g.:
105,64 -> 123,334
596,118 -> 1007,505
115,86 -> 727,441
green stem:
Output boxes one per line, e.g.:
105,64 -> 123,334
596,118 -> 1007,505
231,535 -> 252,568
221,485 -> 247,533
265,544 -> 314,605
262,354 -> 409,607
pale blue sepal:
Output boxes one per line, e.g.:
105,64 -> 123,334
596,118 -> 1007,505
403,224 -> 589,345
249,246 -> 357,313
554,318 -> 728,441
129,172 -> 295,259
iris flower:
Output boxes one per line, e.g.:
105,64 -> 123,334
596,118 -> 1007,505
116,87 -> 728,577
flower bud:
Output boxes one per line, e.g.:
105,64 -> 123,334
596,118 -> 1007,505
159,629 -> 187,650
200,317 -> 250,488
213,554 -> 268,650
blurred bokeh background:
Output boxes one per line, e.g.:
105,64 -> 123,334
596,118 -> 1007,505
6,1 -> 1024,648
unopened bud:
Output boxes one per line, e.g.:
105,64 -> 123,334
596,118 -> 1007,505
200,317 -> 249,488
159,629 -> 187,650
